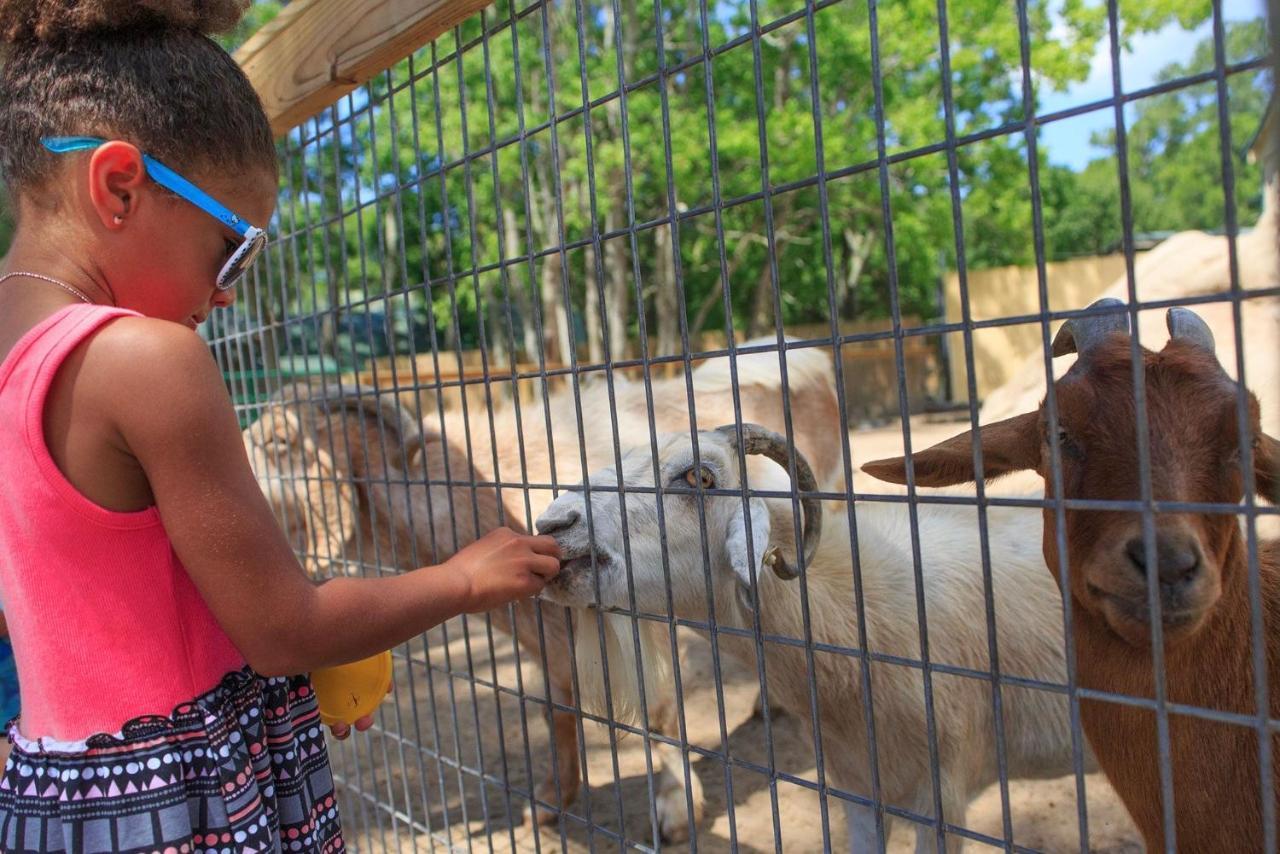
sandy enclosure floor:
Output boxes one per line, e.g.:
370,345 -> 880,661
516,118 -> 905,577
326,420 -> 1142,853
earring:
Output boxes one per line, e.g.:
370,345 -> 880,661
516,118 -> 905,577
112,214 -> 124,224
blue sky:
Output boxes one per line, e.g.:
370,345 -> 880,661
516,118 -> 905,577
1039,0 -> 1267,170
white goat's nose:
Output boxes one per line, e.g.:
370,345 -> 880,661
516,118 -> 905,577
536,504 -> 581,537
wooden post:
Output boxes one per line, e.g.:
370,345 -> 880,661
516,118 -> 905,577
236,0 -> 494,137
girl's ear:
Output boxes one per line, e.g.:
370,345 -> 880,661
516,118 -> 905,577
86,141 -> 147,230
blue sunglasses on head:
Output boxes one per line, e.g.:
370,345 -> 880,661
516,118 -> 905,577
42,136 -> 267,290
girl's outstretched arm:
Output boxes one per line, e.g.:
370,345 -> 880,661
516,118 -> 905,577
108,319 -> 559,676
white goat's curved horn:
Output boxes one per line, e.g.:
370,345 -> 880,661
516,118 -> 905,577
1051,297 -> 1130,357
1166,307 -> 1217,356
714,423 -> 822,580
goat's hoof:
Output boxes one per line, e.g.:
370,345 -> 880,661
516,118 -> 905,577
659,824 -> 690,845
655,778 -> 704,844
657,808 -> 692,845
523,800 -> 563,828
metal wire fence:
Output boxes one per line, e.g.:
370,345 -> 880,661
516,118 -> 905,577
208,0 -> 1276,850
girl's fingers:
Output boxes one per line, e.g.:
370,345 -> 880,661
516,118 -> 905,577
527,535 -> 562,557
327,712 -> 377,742
530,554 -> 562,579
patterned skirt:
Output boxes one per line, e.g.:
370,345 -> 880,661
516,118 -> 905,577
0,668 -> 344,853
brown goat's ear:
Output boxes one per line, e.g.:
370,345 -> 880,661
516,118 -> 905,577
862,411 -> 1042,487
1256,433 -> 1280,505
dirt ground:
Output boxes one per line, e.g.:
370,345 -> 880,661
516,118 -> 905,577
329,420 -> 1142,853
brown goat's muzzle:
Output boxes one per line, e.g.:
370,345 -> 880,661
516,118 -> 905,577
1079,522 -> 1222,647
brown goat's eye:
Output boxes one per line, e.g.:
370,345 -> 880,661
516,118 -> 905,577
684,467 -> 715,489
1046,425 -> 1081,459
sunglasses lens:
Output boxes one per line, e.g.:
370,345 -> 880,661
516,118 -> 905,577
217,233 -> 267,290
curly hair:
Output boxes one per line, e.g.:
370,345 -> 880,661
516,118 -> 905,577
0,0 -> 276,198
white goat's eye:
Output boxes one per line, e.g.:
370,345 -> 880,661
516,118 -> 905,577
684,467 -> 715,489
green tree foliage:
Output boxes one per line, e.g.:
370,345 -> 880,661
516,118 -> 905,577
252,0 -> 1266,364
213,1 -> 285,52
2,1 -> 1268,367
1045,18 -> 1269,258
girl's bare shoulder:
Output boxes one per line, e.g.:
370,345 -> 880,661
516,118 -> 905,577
70,316 -> 232,441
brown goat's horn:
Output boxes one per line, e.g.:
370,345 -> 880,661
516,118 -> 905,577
714,423 -> 822,581
318,385 -> 425,465
1051,298 -> 1130,357
1166,307 -> 1216,355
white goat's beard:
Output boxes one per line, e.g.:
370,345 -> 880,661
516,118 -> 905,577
572,612 -> 671,730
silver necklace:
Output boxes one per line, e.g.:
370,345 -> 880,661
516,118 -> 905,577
0,271 -> 94,304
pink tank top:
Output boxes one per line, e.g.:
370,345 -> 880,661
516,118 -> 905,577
0,304 -> 245,741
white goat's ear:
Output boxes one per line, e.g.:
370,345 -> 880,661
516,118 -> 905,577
726,497 -> 772,590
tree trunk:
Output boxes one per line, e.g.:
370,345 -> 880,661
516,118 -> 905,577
318,230 -> 341,364
540,251 -> 571,364
746,34 -> 798,339
603,211 -> 631,361
653,223 -> 679,360
503,207 -> 540,360
839,227 -> 873,319
485,274 -> 508,368
746,257 -> 776,339
597,0 -> 635,364
584,239 -> 602,364
382,207 -> 398,291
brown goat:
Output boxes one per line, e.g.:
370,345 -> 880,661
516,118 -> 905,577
243,342 -> 845,839
863,300 -> 1280,851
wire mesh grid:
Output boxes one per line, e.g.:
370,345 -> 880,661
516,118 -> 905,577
208,1 -> 1275,850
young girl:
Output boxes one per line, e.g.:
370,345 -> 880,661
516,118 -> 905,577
0,2 -> 561,851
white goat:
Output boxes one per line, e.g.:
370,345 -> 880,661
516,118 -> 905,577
536,425 -> 1088,851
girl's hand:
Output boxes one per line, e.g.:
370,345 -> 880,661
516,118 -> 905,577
327,716 -> 372,741
444,528 -> 562,613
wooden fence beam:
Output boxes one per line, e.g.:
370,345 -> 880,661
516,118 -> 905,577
235,0 -> 493,137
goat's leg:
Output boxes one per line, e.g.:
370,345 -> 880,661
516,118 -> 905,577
526,674 -> 582,827
492,600 -> 583,828
653,742 -> 704,843
650,701 -> 705,843
910,784 -> 967,854
842,801 -> 887,853
912,826 -> 966,854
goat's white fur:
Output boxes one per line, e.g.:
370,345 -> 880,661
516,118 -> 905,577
538,431 -> 1090,851
572,613 -> 672,726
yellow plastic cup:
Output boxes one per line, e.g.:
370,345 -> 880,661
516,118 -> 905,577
311,650 -> 393,728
